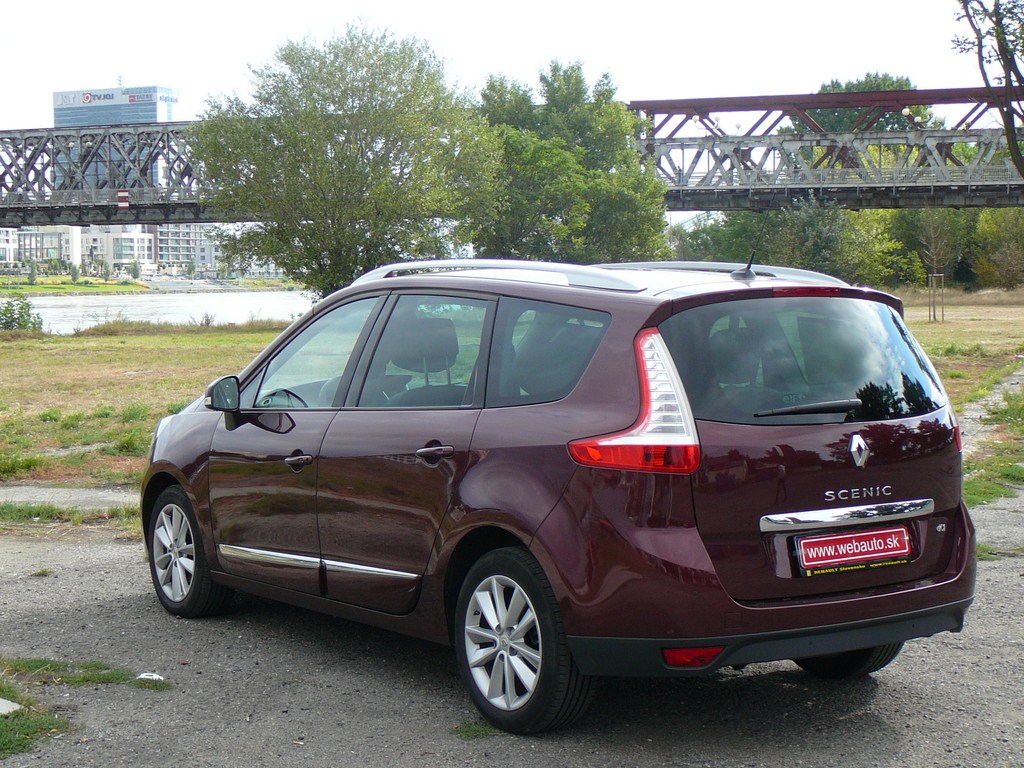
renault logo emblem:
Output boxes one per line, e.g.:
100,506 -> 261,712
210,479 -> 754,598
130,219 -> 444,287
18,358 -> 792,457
850,434 -> 870,468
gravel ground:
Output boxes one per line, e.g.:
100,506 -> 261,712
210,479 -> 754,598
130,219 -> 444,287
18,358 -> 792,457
0,370 -> 1021,767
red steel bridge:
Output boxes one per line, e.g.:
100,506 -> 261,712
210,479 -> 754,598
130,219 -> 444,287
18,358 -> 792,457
1,87 -> 1023,225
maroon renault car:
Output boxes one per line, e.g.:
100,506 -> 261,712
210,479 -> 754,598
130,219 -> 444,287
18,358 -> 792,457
142,260 -> 975,734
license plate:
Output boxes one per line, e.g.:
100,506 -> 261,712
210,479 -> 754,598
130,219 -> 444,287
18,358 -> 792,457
797,526 -> 911,576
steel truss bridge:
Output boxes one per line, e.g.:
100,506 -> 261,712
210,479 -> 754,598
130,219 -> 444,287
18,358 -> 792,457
2,87 -> 1024,224
0,122 -> 203,226
630,87 -> 1024,211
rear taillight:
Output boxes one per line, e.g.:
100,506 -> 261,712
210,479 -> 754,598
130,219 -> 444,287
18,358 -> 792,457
568,328 -> 700,474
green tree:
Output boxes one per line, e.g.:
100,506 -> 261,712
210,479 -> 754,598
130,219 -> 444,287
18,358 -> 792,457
843,210 -> 926,288
890,208 -> 979,281
772,194 -> 848,276
666,215 -> 720,261
975,208 -> 1024,287
789,73 -> 932,134
669,210 -> 785,265
473,62 -> 669,263
191,27 -> 498,297
70,263 -> 80,284
130,260 -> 142,280
27,260 -> 37,286
101,260 -> 112,282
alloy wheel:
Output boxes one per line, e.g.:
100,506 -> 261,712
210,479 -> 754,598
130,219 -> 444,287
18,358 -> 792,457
463,574 -> 542,711
151,502 -> 196,603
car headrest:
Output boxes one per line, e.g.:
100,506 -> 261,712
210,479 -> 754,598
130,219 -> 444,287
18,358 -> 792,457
389,317 -> 460,374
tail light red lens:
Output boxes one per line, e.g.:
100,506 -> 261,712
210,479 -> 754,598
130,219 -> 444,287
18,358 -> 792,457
569,328 -> 700,474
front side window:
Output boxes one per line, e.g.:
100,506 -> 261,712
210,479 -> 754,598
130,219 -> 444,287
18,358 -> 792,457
357,295 -> 491,408
659,296 -> 946,425
247,297 -> 380,409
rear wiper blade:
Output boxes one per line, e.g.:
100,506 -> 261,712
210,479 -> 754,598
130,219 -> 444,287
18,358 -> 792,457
754,398 -> 862,418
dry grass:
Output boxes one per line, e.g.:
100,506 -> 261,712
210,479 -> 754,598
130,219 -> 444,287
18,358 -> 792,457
0,322 -> 284,485
898,286 -> 1024,307
1,303 -> 1022,488
902,304 -> 1024,408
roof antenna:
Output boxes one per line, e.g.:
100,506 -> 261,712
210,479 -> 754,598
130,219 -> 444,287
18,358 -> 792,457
731,189 -> 780,281
731,246 -> 757,281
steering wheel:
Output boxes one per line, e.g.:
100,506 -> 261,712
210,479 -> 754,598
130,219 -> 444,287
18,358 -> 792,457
256,388 -> 308,409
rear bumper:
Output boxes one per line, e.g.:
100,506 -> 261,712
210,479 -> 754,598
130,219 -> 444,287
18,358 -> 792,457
567,597 -> 973,677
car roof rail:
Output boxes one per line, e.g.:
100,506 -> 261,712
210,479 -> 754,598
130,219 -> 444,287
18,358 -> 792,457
353,259 -> 644,291
601,261 -> 850,287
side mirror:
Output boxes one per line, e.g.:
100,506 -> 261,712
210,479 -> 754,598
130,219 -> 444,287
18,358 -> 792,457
205,376 -> 240,412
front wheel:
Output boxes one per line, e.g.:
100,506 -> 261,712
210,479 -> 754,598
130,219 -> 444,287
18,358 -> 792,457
148,486 -> 233,617
794,642 -> 904,678
454,548 -> 595,734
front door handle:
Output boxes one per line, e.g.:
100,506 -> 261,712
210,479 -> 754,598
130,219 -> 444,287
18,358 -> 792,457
284,453 -> 314,472
415,444 -> 454,463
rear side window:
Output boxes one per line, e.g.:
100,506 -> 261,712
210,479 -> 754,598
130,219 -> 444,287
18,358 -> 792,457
659,296 -> 946,425
487,298 -> 610,407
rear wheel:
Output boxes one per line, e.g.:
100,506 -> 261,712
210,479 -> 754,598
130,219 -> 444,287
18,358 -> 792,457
795,642 -> 904,678
454,548 -> 595,734
148,486 -> 232,617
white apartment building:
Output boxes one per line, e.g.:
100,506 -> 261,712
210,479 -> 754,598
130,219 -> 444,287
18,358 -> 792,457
3,224 -> 218,276
157,223 -> 223,275
0,228 -> 17,265
82,225 -> 157,275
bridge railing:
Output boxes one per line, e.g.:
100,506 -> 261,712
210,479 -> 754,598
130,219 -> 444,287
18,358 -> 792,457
647,127 -> 1024,208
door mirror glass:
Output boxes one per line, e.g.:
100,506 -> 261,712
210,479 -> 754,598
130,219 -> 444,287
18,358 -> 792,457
206,376 -> 240,412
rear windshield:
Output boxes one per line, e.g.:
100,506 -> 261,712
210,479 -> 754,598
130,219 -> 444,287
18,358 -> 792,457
659,296 -> 947,425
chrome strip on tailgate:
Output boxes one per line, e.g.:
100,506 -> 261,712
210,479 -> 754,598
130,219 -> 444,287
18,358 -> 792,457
759,498 -> 935,533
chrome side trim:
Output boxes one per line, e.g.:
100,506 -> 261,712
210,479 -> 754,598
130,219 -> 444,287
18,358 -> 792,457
218,544 -> 320,569
759,499 -> 935,533
322,559 -> 419,581
217,544 -> 420,581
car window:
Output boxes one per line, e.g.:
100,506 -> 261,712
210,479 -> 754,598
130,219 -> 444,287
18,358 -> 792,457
659,296 -> 947,425
248,297 -> 380,409
486,298 -> 610,407
356,295 -> 491,408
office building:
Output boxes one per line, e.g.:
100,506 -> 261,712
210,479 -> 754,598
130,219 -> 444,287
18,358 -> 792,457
53,86 -> 178,128
18,227 -> 83,267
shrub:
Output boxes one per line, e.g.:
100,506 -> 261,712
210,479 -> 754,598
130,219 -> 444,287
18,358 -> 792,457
0,296 -> 43,332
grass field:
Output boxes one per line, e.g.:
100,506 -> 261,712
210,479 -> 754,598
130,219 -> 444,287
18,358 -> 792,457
0,299 -> 1022,498
0,276 -> 149,294
0,320 -> 286,486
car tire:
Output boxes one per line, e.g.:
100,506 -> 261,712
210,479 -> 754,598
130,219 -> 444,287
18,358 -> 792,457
794,642 -> 904,678
454,547 -> 595,734
148,486 -> 233,618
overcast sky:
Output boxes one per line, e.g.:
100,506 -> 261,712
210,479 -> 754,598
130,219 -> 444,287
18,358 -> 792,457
2,1 -> 984,131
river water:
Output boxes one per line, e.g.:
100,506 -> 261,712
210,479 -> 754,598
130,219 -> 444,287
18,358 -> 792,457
26,289 -> 315,335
